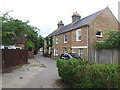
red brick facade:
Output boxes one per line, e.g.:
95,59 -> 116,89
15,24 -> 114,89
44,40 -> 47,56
46,7 -> 119,60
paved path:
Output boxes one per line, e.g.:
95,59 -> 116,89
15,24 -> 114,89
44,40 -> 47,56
24,54 -> 63,88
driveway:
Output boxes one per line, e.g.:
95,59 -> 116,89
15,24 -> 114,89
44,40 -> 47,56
24,54 -> 66,88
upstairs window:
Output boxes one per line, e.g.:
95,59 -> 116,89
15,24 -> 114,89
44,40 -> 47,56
56,36 -> 58,44
76,29 -> 81,41
64,34 -> 67,43
96,31 -> 103,37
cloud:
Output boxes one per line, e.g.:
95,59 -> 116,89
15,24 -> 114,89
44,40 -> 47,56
0,0 -> 119,37
39,26 -> 55,37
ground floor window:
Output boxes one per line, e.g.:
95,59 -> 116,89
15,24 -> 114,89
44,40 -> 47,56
55,48 -> 58,56
48,47 -> 53,55
71,48 -> 75,53
63,47 -> 67,53
54,49 -> 55,56
79,48 -> 83,58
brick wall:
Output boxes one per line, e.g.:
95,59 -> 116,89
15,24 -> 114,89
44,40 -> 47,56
52,26 -> 88,59
52,7 -> 119,60
89,8 -> 119,48
88,7 -> 119,61
71,26 -> 87,46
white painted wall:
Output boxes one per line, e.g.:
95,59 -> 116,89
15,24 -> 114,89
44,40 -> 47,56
0,45 -> 22,49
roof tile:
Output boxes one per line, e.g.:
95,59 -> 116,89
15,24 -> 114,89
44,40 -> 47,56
49,7 -> 107,36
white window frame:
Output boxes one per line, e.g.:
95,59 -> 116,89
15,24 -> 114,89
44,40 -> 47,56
96,31 -> 103,37
79,48 -> 83,58
56,36 -> 58,44
76,29 -> 81,41
63,47 -> 67,53
55,48 -> 58,56
64,34 -> 67,43
54,48 -> 56,56
71,48 -> 75,53
49,47 -> 51,54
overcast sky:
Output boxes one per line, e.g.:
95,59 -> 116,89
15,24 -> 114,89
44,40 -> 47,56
0,0 -> 119,37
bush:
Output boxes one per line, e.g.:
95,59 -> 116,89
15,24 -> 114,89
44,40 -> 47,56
57,59 -> 120,88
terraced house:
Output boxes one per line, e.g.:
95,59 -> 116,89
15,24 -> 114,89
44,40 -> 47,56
48,7 -> 119,60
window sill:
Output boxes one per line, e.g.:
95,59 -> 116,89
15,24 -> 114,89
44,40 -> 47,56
55,54 -> 58,56
76,40 -> 81,42
96,41 -> 104,43
64,42 -> 67,43
96,35 -> 103,38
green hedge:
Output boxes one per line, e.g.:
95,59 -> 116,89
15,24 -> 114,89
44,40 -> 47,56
57,59 -> 120,88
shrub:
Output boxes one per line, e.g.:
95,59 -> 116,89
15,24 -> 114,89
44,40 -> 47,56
57,59 -> 120,88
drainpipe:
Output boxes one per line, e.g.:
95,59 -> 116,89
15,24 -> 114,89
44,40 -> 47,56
87,25 -> 89,60
70,31 -> 72,52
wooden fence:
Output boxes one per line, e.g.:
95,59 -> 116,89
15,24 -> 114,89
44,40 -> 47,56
2,49 -> 28,70
89,49 -> 120,64
28,49 -> 34,59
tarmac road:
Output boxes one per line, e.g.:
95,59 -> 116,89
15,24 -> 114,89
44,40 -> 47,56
24,54 -> 64,88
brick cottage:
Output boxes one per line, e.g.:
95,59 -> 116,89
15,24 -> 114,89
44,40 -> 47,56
45,7 -> 119,61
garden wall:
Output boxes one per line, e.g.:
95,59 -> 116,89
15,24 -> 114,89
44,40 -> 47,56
2,49 -> 28,70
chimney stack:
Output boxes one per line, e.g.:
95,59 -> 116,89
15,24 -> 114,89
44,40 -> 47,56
72,12 -> 81,23
57,20 -> 64,29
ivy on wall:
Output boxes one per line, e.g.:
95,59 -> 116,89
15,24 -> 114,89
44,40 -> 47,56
45,36 -> 53,49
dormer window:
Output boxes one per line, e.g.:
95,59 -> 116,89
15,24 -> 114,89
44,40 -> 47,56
64,34 -> 67,43
56,36 -> 58,44
96,31 -> 103,37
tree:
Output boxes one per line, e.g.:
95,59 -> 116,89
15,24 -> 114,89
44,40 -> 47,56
38,35 -> 44,48
45,36 -> 52,49
1,11 -> 43,54
2,12 -> 29,45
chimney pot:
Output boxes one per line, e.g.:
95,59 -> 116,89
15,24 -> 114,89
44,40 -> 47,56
57,20 -> 64,29
72,12 -> 81,23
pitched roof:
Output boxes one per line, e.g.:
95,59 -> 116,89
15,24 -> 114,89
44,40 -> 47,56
49,7 -> 108,36
48,30 -> 57,36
